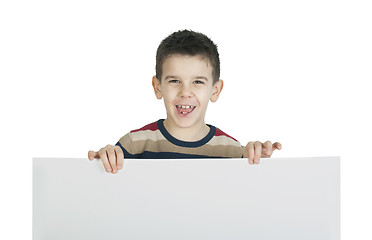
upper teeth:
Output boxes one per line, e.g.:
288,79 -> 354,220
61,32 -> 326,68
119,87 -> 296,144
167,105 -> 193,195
177,105 -> 194,109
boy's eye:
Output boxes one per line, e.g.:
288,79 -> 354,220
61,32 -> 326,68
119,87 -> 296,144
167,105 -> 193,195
169,80 -> 180,83
194,80 -> 204,84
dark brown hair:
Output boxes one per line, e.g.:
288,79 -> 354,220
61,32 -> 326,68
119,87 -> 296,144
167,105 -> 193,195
155,30 -> 220,84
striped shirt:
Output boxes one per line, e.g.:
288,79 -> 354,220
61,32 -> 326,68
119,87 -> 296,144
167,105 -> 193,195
115,119 -> 244,158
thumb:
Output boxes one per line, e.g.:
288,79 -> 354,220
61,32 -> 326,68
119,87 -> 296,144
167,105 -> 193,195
88,150 -> 99,160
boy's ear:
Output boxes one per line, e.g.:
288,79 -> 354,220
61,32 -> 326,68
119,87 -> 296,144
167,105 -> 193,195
210,79 -> 224,102
152,76 -> 163,99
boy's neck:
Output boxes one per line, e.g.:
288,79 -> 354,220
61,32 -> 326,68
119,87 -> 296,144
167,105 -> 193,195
163,119 -> 210,142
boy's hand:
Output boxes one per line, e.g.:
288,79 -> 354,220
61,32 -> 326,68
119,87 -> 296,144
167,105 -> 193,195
244,141 -> 282,164
88,145 -> 124,174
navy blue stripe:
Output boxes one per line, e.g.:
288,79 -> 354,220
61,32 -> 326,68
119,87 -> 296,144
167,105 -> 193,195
116,142 -> 138,158
115,142 -> 226,159
139,151 -> 225,159
157,119 -> 216,148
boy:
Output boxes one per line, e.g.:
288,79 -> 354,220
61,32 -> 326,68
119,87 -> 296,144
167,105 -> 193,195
88,30 -> 282,174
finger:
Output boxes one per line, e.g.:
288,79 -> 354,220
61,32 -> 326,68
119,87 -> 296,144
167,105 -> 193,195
273,142 -> 282,150
99,148 -> 112,173
254,141 -> 262,164
107,146 -> 118,174
114,146 -> 124,170
88,150 -> 99,160
246,142 -> 255,164
263,141 -> 273,156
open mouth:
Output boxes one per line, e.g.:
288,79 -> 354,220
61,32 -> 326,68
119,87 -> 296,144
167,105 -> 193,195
175,105 -> 196,117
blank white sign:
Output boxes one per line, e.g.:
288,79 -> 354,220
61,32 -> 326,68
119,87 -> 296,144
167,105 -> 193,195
33,157 -> 340,239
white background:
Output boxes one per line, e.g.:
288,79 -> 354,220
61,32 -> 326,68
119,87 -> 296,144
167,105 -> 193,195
0,0 -> 371,239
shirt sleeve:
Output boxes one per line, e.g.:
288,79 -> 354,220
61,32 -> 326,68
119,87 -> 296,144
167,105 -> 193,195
115,133 -> 141,159
240,145 -> 246,158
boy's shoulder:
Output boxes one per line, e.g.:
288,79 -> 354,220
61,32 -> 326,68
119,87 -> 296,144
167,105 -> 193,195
214,127 -> 239,143
130,121 -> 159,133
207,125 -> 241,149
126,120 -> 163,143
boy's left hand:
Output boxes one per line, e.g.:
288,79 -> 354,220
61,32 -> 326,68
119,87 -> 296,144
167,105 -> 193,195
244,141 -> 282,164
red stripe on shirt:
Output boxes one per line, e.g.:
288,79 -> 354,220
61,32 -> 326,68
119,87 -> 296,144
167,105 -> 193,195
130,121 -> 159,133
215,128 -> 238,142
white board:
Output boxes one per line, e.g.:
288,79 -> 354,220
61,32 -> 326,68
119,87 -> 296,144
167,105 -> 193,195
33,157 -> 340,239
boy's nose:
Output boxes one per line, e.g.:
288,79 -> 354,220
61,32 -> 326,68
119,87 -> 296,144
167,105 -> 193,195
179,85 -> 194,98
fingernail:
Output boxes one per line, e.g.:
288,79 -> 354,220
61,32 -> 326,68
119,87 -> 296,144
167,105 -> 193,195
106,168 -> 111,172
117,166 -> 122,170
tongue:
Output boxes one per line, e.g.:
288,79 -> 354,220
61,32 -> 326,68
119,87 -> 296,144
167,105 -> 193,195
177,106 -> 193,113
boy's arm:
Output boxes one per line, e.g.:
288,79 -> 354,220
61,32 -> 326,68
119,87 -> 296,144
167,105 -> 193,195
244,141 -> 282,164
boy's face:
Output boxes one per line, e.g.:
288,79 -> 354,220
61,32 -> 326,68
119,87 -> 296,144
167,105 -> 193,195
152,54 -> 223,131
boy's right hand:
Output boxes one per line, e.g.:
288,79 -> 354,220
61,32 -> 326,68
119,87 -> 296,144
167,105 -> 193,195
88,145 -> 124,174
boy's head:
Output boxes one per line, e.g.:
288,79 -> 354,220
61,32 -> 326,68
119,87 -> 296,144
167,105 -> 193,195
155,29 -> 220,85
152,30 -> 224,135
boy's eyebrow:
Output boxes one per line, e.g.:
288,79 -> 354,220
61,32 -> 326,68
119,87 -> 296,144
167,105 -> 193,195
195,76 -> 209,81
164,75 -> 209,81
164,75 -> 178,80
